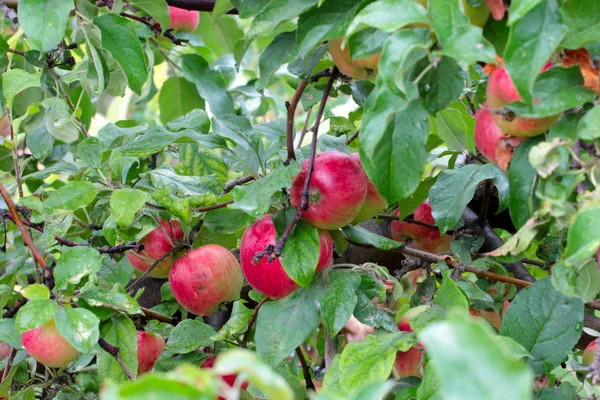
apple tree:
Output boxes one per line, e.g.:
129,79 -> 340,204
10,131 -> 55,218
0,0 -> 598,398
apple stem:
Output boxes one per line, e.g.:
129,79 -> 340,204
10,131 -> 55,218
98,338 -> 135,380
296,347 -> 315,390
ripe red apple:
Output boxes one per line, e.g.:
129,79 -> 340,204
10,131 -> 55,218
391,201 -> 451,253
201,356 -> 248,399
169,244 -> 244,316
474,106 -> 526,171
21,319 -> 78,368
395,306 -> 426,378
137,331 -> 165,374
486,65 -> 559,137
350,153 -> 387,223
240,215 -> 333,299
168,6 -> 199,32
584,341 -> 598,366
328,38 -> 379,80
290,151 -> 368,230
126,219 -> 184,279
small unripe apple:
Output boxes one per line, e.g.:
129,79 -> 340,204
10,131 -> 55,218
240,215 -> 333,299
169,244 -> 244,316
350,153 -> 387,223
137,331 -> 165,374
168,6 -> 200,32
21,319 -> 78,368
328,38 -> 379,80
290,151 -> 368,230
395,306 -> 426,378
474,106 -> 526,171
391,201 -> 451,253
486,65 -> 559,137
201,356 -> 248,399
584,341 -> 598,366
126,219 -> 184,279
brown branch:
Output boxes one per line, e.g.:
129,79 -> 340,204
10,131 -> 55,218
242,296 -> 269,347
1,348 -> 16,383
4,297 -> 26,318
166,0 -> 238,14
296,347 -> 315,391
375,214 -> 439,231
324,328 -> 337,370
346,130 -> 360,145
479,180 -> 492,221
187,217 -> 204,245
141,307 -> 178,325
222,175 -> 255,195
7,48 -> 24,56
285,79 -> 309,164
194,200 -> 234,213
126,244 -> 186,294
98,338 -> 134,380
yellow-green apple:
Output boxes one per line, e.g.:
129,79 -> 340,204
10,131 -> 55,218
240,215 -> 333,299
21,319 -> 78,368
291,151 -> 368,230
137,331 -> 165,374
474,105 -> 525,171
169,245 -> 243,316
168,6 -> 199,32
486,64 -> 559,136
201,356 -> 248,400
391,201 -> 451,253
351,153 -> 387,223
126,219 -> 184,279
328,38 -> 379,80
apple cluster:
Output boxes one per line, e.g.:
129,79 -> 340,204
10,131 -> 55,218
475,63 -> 559,170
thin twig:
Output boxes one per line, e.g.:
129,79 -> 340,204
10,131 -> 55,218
375,214 -> 439,231
4,297 -> 26,318
141,307 -> 178,325
285,79 -> 309,164
187,217 -> 204,245
98,338 -> 134,380
295,106 -> 313,148
241,296 -> 269,347
346,130 -> 360,145
222,175 -> 255,195
126,244 -> 186,294
194,200 -> 234,213
324,328 -> 337,371
296,347 -> 315,391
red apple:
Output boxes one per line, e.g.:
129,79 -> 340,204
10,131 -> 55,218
469,307 -> 501,330
240,215 -> 333,299
201,356 -> 248,399
486,65 -> 559,137
328,38 -> 379,80
395,306 -> 426,378
350,153 -> 387,223
168,6 -> 199,32
290,151 -> 368,230
584,341 -> 598,366
169,244 -> 244,316
137,331 -> 165,374
391,201 -> 451,253
474,106 -> 526,171
21,319 -> 78,368
126,219 -> 184,279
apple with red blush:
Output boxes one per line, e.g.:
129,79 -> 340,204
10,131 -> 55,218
168,6 -> 199,32
21,319 -> 78,368
137,331 -> 165,374
391,200 -> 451,253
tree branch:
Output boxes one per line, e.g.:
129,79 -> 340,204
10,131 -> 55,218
346,130 -> 360,145
98,338 -> 134,380
141,306 -> 178,325
241,296 -> 268,347
285,79 -> 309,164
296,347 -> 315,391
222,174 -> 255,195
1,348 -> 16,383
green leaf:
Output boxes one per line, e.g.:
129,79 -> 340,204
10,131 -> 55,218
563,207 -> 600,265
501,277 -> 583,375
230,162 -> 300,217
211,300 -> 253,341
256,281 -> 323,365
528,139 -> 563,179
417,363 -> 443,400
129,0 -> 170,30
20,284 -> 50,301
167,109 -> 210,133
433,272 -> 469,312
214,350 -> 294,400
1,70 -> 41,105
534,383 -> 577,400
54,247 -> 103,289
354,291 -> 398,332
43,181 -> 98,214
159,77 -> 205,124
78,137 -> 103,168
345,0 -> 427,40
150,167 -> 221,198
338,333 -> 414,392
551,260 -> 600,303
55,308 -> 100,353
420,311 -> 534,400
182,54 -> 234,117
0,319 -> 24,349
508,137 -> 541,229
577,104 -> 600,141
418,57 -> 464,114
320,270 -> 361,337
503,0 -> 567,105
560,0 -> 600,49
166,320 -> 215,354
27,124 -> 55,161
204,207 -> 254,234
246,0 -> 317,39
280,220 -> 320,288
258,31 -> 298,90
18,0 -> 74,52
179,144 -> 228,183
434,101 -> 475,153
118,127 -> 203,157
80,288 -> 142,315
98,316 -> 138,382
429,163 -> 502,233
94,14 -> 148,95
359,100 -> 429,205
342,224 -> 403,250
110,189 -> 149,227
15,299 -> 57,334
428,0 -> 496,66
508,0 -> 543,25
